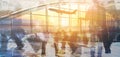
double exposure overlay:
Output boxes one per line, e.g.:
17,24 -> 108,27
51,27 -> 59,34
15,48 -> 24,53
0,0 -> 120,57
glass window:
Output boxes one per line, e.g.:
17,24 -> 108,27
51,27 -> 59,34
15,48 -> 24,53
71,18 -> 78,26
32,8 -> 46,15
0,17 -> 12,31
80,11 -> 86,18
32,15 -> 46,26
48,16 -> 59,26
31,15 -> 46,32
61,17 -> 69,27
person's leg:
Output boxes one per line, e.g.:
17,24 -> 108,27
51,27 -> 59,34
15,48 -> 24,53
69,43 -> 77,54
103,42 -> 108,53
42,41 -> 46,55
69,43 -> 73,54
11,34 -> 24,50
54,43 -> 58,55
72,44 -> 77,54
103,42 -> 111,53
107,41 -> 112,53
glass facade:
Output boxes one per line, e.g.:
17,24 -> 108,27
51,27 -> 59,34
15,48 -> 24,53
0,0 -> 119,42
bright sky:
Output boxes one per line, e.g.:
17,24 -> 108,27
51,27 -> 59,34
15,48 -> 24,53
0,0 -> 119,11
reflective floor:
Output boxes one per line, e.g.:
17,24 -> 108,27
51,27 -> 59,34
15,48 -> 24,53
0,41 -> 120,57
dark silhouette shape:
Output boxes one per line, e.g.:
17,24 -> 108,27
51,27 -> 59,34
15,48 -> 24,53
101,27 -> 113,54
69,31 -> 78,54
11,28 -> 26,50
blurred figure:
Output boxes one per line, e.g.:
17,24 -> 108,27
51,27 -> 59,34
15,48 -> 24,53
54,30 -> 61,55
69,31 -> 78,54
11,27 -> 26,50
46,34 -> 55,57
61,30 -> 68,50
102,27 -> 113,54
97,42 -> 103,57
83,33 -> 89,45
36,31 -> 49,55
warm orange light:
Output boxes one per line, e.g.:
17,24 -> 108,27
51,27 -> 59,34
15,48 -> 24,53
86,33 -> 91,38
80,12 -> 86,18
34,22 -> 40,28
81,20 -> 90,30
18,2 -> 92,31
49,17 -> 58,26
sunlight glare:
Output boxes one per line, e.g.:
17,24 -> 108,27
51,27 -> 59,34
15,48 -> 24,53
61,18 -> 69,27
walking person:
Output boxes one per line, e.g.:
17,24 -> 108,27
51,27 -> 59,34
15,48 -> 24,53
36,31 -> 48,56
69,31 -> 78,54
54,30 -> 61,55
102,27 -> 113,54
10,27 -> 26,50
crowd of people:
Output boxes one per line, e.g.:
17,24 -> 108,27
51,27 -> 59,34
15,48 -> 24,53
0,28 -> 114,57
25,30 -> 84,56
54,30 -> 80,55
